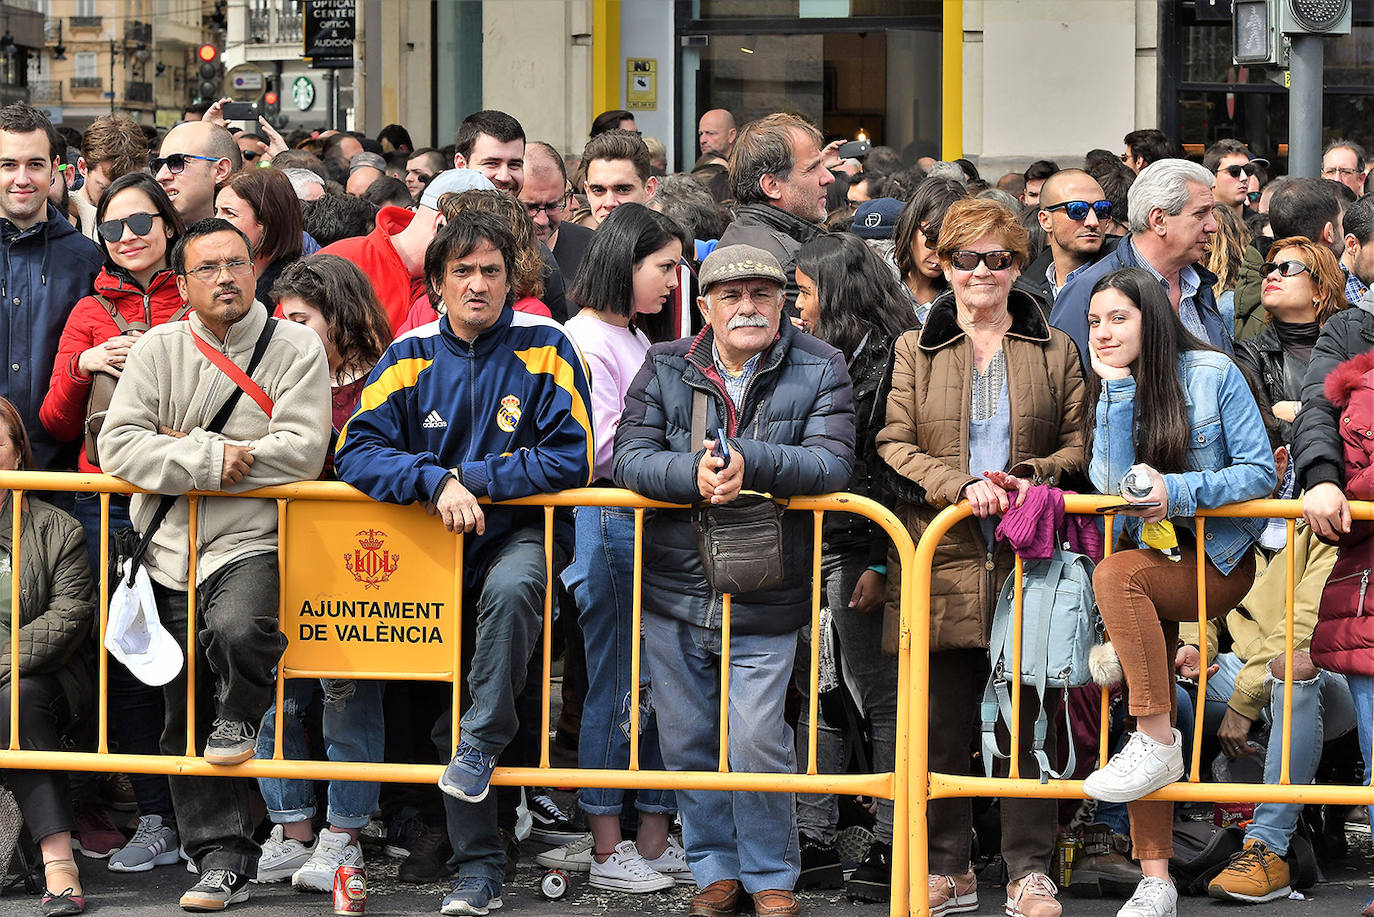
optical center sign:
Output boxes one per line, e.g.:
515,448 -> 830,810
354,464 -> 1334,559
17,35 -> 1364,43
302,0 -> 355,69
282,501 -> 456,679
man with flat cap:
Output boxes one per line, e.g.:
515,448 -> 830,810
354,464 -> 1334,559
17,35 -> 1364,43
612,244 -> 855,917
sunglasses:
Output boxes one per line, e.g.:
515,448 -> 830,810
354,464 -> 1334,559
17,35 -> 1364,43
97,212 -> 158,243
1043,199 -> 1113,221
149,152 -> 220,174
949,250 -> 1015,272
1217,163 -> 1259,179
1260,259 -> 1311,279
241,149 -> 260,162
1246,190 -> 1262,204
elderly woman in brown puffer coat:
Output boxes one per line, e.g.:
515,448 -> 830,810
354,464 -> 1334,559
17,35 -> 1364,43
876,198 -> 1086,917
0,396 -> 96,916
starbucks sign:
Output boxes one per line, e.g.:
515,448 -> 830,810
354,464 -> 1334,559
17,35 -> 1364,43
292,76 -> 316,112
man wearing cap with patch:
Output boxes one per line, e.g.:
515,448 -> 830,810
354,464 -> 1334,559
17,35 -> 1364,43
312,168 -> 493,334
614,244 -> 854,917
849,197 -> 904,282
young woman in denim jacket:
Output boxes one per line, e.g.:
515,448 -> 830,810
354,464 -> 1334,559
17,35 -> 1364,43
1080,267 -> 1274,917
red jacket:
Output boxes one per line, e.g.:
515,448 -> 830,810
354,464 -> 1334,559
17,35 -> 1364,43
313,206 -> 424,334
39,267 -> 187,472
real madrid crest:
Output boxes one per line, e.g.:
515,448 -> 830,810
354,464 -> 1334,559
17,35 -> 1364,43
497,394 -> 522,433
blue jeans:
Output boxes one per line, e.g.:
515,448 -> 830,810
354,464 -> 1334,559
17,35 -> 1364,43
433,526 -> 548,886
1346,673 -> 1374,828
561,505 -> 672,816
644,611 -> 801,894
1204,652 -> 1356,854
254,679 -> 385,830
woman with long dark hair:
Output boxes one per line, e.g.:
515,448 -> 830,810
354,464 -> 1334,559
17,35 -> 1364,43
39,172 -> 186,873
1081,267 -> 1274,917
791,233 -> 918,900
536,203 -> 691,893
893,177 -> 968,321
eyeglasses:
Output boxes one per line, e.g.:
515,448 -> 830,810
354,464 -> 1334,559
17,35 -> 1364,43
1217,163 -> 1260,179
150,152 -> 221,174
1260,259 -> 1311,279
1042,199 -> 1113,221
1322,166 -> 1365,178
96,211 -> 157,243
183,259 -> 254,283
949,250 -> 1016,272
524,193 -> 570,217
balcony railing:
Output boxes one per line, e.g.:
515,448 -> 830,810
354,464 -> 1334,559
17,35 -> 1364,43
124,81 -> 153,103
124,21 -> 151,43
28,79 -> 60,103
70,15 -> 101,29
248,8 -> 302,45
70,76 -> 102,90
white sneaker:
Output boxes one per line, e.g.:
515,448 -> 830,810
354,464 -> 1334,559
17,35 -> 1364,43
1117,876 -> 1178,917
589,840 -> 675,893
1082,729 -> 1185,803
534,832 -> 593,873
642,836 -> 693,885
292,827 -> 363,892
253,824 -> 313,884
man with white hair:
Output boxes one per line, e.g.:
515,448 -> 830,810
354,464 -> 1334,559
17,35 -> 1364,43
282,168 -> 325,201
1051,159 -> 1227,368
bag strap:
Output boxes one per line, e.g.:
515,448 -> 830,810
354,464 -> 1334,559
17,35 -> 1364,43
691,389 -> 707,452
191,320 -> 276,420
168,302 -> 192,324
124,316 -> 277,585
93,293 -> 136,334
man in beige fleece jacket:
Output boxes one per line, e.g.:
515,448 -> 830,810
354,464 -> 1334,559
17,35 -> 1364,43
99,217 -> 330,911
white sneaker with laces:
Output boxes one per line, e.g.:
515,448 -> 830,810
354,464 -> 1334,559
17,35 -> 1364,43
253,824 -> 313,884
1082,729 -> 1185,803
589,840 -> 675,893
642,836 -> 693,885
1117,876 -> 1178,917
292,827 -> 363,892
534,832 -> 593,873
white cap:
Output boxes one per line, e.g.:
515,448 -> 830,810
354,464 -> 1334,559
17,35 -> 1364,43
104,562 -> 183,687
419,169 -> 495,210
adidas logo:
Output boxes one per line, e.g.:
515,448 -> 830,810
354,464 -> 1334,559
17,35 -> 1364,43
422,410 -> 447,429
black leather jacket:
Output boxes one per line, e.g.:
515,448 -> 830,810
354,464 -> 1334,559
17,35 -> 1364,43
1232,322 -> 1316,447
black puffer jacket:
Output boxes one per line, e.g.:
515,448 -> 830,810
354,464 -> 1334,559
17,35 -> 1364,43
717,204 -> 826,313
1294,304 -> 1374,491
613,321 -> 855,635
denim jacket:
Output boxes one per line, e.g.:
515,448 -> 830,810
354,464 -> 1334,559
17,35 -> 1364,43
1089,350 -> 1275,575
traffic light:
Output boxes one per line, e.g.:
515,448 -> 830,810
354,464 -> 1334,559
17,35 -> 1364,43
196,44 -> 220,103
1234,0 -> 1351,64
1279,0 -> 1351,35
263,77 -> 280,123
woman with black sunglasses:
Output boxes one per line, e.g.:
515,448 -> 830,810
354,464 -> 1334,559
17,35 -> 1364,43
37,170 -> 188,874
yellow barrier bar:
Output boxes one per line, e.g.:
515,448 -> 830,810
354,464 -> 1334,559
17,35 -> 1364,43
891,536 -> 912,917
1100,513 -> 1114,769
1281,517 -> 1296,786
807,510 -> 822,776
719,591 -> 731,773
185,495 -> 198,756
928,772 -> 1374,805
273,499 -> 287,761
539,506 -> 554,770
451,532 -> 463,758
1189,517 -> 1207,783
1008,552 -> 1023,780
8,490 -> 20,751
97,492 -> 110,754
629,507 -> 643,771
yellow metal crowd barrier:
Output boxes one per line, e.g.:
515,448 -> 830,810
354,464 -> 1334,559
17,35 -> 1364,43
0,471 -> 918,917
907,495 -> 1374,917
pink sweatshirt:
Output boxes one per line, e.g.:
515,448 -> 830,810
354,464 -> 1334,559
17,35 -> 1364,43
563,311 -> 651,481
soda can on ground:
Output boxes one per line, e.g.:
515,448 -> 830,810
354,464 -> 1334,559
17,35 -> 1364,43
334,863 -> 366,914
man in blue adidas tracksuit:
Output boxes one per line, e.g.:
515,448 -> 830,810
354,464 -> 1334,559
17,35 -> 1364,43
335,211 -> 592,917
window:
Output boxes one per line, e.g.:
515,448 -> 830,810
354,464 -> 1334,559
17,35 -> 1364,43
74,0 -> 95,17
74,51 -> 96,80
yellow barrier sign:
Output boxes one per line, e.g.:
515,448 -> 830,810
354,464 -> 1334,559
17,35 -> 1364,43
282,501 -> 457,679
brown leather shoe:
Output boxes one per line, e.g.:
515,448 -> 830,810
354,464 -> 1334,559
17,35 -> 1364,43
690,879 -> 744,916
752,888 -> 801,917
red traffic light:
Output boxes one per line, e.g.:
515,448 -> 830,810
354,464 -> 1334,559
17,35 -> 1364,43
264,91 -> 278,106
197,44 -> 218,63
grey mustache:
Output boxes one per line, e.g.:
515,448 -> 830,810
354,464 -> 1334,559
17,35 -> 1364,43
728,314 -> 770,330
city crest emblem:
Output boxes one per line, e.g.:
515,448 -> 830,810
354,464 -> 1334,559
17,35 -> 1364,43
344,529 -> 399,590
497,394 -> 522,433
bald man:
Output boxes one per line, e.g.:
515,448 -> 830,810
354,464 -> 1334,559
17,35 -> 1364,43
698,109 -> 737,159
521,141 -> 594,279
155,121 -> 242,222
1016,168 -> 1111,305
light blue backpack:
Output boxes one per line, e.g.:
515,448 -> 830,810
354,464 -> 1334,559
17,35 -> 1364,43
979,545 -> 1101,783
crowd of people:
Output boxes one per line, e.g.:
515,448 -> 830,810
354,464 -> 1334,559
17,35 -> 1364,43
0,94 -> 1372,917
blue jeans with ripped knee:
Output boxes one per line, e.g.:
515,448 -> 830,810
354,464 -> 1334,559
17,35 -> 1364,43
255,678 -> 385,829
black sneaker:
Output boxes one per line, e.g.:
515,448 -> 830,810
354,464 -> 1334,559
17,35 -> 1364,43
797,832 -> 843,890
385,806 -> 424,859
527,791 -> 581,844
398,824 -> 453,884
846,840 -> 891,902
179,868 -> 249,911
204,719 -> 257,766
499,827 -> 520,884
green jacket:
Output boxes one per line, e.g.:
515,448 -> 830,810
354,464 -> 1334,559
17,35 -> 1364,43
1232,243 -> 1268,341
0,496 -> 95,725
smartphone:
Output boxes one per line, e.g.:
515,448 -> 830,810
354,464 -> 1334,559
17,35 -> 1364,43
1099,501 -> 1162,511
837,139 -> 871,160
221,101 -> 260,121
713,427 -> 730,463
